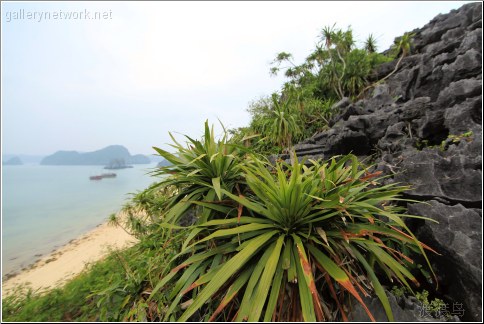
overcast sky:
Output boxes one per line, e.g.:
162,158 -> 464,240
1,1 -> 473,156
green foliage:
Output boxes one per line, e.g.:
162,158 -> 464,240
232,88 -> 337,155
390,287 -> 450,319
272,25 -> 391,101
391,285 -> 408,298
110,185 -> 176,238
416,290 -> 451,319
415,131 -> 474,152
263,93 -> 302,149
365,34 -> 378,53
150,148 -> 436,321
150,120 -> 246,225
238,24 -> 393,155
357,31 -> 415,98
390,32 -> 416,58
2,229 -> 187,322
4,24 -> 435,323
440,131 -> 474,150
3,171 -> 191,321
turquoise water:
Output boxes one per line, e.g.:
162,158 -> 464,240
1,163 -> 159,275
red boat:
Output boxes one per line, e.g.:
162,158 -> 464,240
89,175 -> 103,180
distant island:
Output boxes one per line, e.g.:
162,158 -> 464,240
104,158 -> 134,169
40,145 -> 151,166
2,156 -> 23,165
157,159 -> 172,167
2,154 -> 44,164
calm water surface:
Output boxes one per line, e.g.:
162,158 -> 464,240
2,163 -> 159,275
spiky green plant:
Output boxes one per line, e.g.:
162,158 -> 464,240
364,34 -> 378,53
263,93 -> 302,150
358,32 -> 415,98
150,121 -> 245,225
150,153 -> 437,321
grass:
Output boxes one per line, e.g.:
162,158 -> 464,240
1,228 -> 187,322
2,246 -> 137,321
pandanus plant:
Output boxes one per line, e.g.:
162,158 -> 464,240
358,32 -> 415,98
149,153 -> 437,322
150,120 -> 245,225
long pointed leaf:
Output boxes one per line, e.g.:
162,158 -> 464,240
178,231 -> 277,322
212,177 -> 222,200
292,235 -> 324,321
307,244 -> 375,322
248,235 -> 284,321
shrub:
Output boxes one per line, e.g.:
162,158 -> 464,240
150,152 -> 437,321
150,120 -> 246,225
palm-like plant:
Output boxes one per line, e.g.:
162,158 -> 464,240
364,34 -> 378,53
358,32 -> 415,98
263,94 -> 302,150
319,25 -> 357,99
150,121 -> 245,225
383,32 -> 415,79
150,154 -> 436,321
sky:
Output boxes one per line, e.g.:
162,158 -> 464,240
1,1 -> 474,156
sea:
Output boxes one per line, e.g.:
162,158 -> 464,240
1,163 -> 160,276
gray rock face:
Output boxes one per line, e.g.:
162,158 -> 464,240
285,2 -> 482,321
394,148 -> 481,205
408,201 -> 482,322
349,290 -> 457,322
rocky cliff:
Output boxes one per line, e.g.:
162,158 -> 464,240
286,3 -> 482,321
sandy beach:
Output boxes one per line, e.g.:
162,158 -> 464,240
2,221 -> 138,298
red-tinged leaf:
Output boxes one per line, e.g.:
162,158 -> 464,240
181,282 -> 199,296
360,171 -> 382,182
171,263 -> 189,273
209,290 -> 237,321
237,201 -> 243,224
231,310 -> 240,322
339,277 -> 375,321
308,245 -> 375,322
370,234 -> 414,264
345,267 -> 370,298
334,252 -> 370,298
179,231 -> 277,322
292,235 -> 325,322
389,225 -> 439,254
323,272 -> 348,321
341,230 -> 350,244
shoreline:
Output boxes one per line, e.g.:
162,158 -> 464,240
1,219 -> 138,298
2,222 -> 105,281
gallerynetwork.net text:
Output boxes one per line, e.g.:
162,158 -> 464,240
5,9 -> 113,23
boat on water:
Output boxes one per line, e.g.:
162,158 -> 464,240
89,173 -> 117,180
